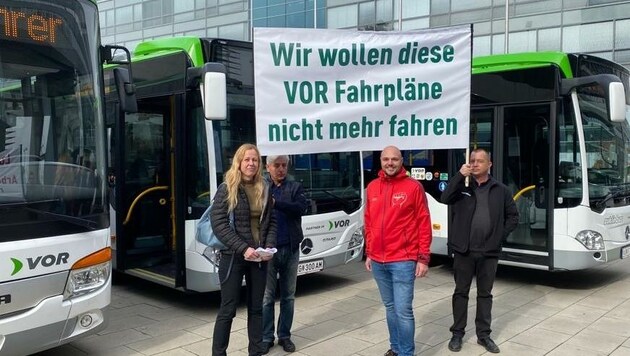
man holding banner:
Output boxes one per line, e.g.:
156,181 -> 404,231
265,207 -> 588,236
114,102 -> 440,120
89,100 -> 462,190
364,145 -> 432,356
441,148 -> 519,353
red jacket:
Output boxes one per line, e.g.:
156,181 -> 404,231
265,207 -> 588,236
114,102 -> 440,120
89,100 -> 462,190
365,169 -> 432,265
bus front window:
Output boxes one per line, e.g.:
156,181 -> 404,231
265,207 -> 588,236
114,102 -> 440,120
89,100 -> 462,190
0,2 -> 107,240
577,86 -> 630,211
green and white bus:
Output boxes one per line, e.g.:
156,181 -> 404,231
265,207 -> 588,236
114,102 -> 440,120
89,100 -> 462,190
105,37 -> 364,292
0,1 -> 135,354
364,52 -> 630,271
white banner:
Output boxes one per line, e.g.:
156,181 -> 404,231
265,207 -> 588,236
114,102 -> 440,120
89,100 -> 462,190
254,26 -> 471,155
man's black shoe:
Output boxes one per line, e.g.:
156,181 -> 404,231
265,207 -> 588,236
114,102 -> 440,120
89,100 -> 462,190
448,335 -> 463,352
278,338 -> 296,353
261,340 -> 274,354
477,337 -> 500,353
384,350 -> 398,356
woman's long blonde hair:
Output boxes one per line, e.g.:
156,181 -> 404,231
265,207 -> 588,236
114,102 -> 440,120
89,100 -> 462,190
224,143 -> 264,212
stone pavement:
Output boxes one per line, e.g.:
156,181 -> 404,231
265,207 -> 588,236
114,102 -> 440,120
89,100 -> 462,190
37,258 -> 630,356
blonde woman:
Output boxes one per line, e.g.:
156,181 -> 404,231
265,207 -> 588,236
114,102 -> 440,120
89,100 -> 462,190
211,143 -> 277,356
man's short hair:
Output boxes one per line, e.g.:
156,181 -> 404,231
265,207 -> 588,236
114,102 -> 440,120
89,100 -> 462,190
471,147 -> 492,161
266,155 -> 290,165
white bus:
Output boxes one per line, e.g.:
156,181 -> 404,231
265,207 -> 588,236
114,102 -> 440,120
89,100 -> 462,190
364,52 -> 630,271
104,37 -> 364,292
0,1 -> 138,354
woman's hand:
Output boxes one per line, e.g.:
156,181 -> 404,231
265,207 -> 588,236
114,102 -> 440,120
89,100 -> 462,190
243,247 -> 260,261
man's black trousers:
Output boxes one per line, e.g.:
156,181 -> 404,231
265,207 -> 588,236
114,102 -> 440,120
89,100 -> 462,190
450,251 -> 499,339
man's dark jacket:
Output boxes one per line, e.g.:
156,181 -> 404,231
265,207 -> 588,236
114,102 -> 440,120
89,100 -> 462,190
268,178 -> 308,251
441,172 -> 519,256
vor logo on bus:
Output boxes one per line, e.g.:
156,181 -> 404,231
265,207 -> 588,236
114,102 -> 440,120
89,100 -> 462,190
328,219 -> 350,231
10,253 -> 70,276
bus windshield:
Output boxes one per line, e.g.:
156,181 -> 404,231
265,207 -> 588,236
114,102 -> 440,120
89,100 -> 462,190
0,0 -> 107,241
577,87 -> 630,209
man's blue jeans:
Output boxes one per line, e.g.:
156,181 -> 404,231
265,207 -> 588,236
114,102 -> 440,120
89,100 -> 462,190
371,260 -> 416,356
262,245 -> 299,342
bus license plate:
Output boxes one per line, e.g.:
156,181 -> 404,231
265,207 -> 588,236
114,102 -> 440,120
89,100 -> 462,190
297,260 -> 323,275
621,245 -> 630,259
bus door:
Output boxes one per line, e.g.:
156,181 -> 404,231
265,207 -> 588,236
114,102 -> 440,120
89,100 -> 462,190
114,96 -> 175,281
500,104 -> 553,268
455,105 -> 553,268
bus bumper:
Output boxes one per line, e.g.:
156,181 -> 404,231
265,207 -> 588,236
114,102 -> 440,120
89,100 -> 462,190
554,240 -> 629,270
300,243 -> 363,275
0,278 -> 110,356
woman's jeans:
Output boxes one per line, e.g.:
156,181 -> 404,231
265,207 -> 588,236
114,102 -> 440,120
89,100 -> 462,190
371,260 -> 416,356
212,254 -> 268,356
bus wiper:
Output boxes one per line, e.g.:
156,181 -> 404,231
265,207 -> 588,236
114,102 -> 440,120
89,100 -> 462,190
25,207 -> 98,230
595,189 -> 630,209
304,187 -> 358,213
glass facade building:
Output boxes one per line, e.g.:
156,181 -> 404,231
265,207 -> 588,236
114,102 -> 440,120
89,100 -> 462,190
98,0 -> 630,67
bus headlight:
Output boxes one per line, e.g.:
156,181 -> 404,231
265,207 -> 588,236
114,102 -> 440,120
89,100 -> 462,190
348,228 -> 364,249
64,248 -> 112,300
575,230 -> 605,250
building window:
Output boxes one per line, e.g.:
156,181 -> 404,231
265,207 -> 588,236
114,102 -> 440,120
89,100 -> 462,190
538,27 -> 561,51
116,5 -> 133,25
430,0 -> 449,15
400,0 -> 429,18
143,0 -> 162,27
616,19 -> 630,49
473,35 -> 491,56
492,33 -> 506,55
174,1 -> 194,13
219,22 -> 247,40
401,17 -> 429,31
508,30 -> 537,53
451,0 -> 491,12
563,22 -> 613,52
359,1 -> 375,27
376,0 -> 393,23
328,5 -> 358,28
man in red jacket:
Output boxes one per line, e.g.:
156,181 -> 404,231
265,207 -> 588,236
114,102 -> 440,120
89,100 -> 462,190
364,145 -> 432,356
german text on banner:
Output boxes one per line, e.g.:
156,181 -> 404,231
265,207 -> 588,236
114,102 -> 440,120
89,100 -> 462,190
253,26 -> 471,155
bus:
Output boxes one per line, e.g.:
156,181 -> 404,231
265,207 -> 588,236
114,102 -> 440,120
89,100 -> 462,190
0,0 -> 137,354
365,52 -> 630,271
105,37 -> 364,292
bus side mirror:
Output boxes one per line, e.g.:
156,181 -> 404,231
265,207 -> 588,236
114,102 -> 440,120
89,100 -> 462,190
609,82 -> 626,122
102,45 -> 131,65
113,68 -> 138,114
200,63 -> 227,120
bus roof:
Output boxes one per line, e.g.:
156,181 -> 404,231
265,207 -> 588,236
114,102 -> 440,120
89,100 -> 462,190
472,51 -> 573,78
133,36 -> 205,67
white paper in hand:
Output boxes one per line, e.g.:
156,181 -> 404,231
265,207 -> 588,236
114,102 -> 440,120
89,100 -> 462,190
256,247 -> 277,259
244,248 -> 277,262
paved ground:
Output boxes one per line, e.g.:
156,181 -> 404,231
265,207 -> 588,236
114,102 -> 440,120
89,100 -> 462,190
36,257 -> 630,356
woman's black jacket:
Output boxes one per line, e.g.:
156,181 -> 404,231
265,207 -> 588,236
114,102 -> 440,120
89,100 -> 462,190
210,182 -> 277,255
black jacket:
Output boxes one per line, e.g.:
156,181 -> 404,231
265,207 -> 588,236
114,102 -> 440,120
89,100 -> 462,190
268,178 -> 308,251
441,172 -> 519,256
210,182 -> 277,255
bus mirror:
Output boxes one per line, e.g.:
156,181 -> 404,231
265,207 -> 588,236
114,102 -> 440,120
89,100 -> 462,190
609,82 -> 626,122
200,63 -> 227,120
103,45 -> 131,65
113,68 -> 138,113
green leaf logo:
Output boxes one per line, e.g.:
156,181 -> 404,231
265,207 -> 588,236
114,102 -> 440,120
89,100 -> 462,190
328,221 -> 333,231
11,258 -> 23,276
